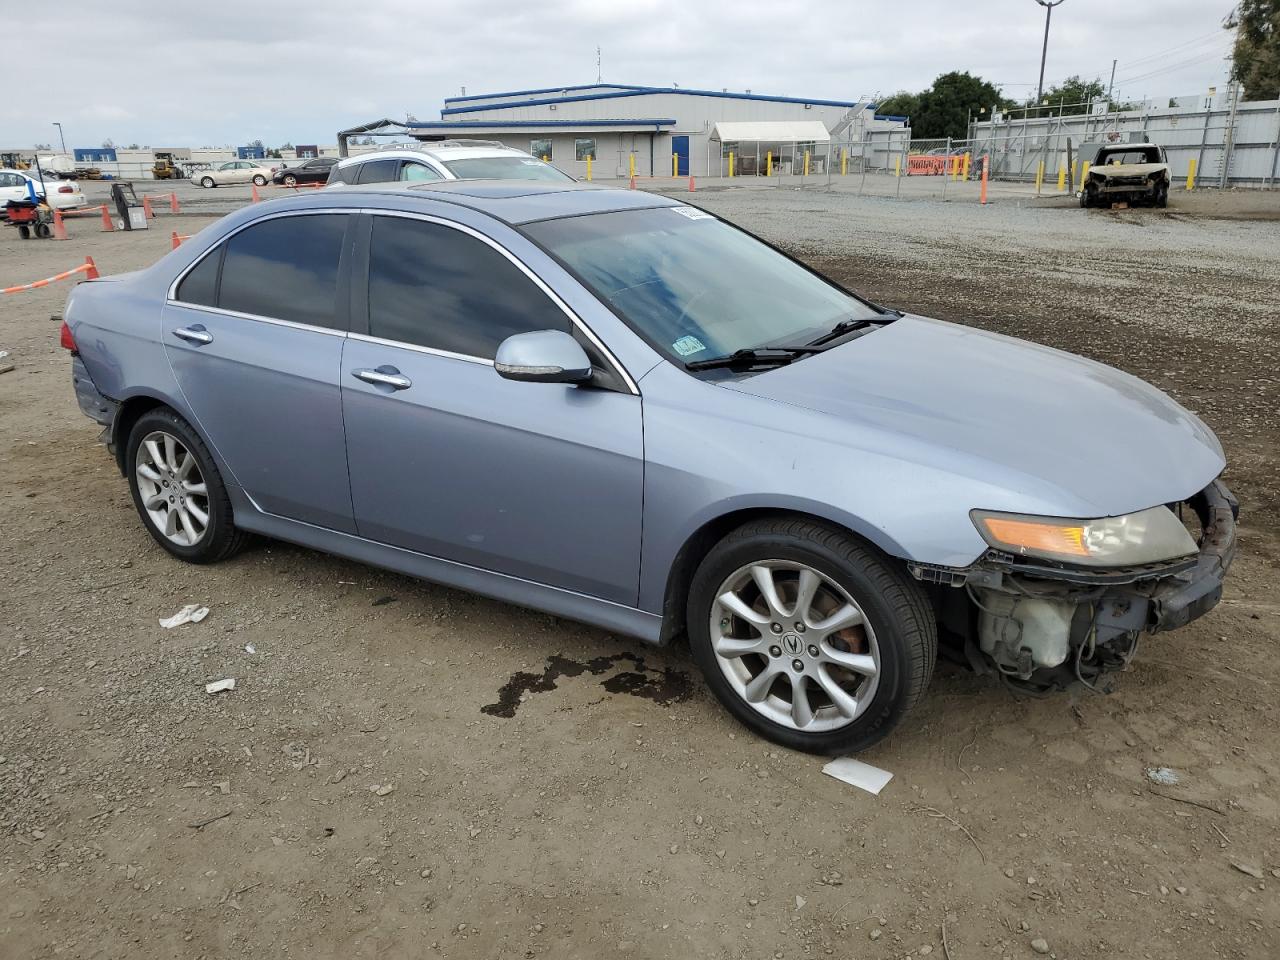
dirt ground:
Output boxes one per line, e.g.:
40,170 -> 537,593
1,190 -> 1278,960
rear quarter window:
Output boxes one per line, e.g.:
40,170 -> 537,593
355,159 -> 401,184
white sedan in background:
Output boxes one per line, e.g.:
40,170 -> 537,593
0,169 -> 88,210
194,161 -> 277,188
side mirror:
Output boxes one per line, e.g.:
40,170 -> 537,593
494,329 -> 593,384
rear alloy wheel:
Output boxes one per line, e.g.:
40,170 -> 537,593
688,518 -> 936,754
252,175 -> 267,186
127,409 -> 247,564
201,176 -> 215,188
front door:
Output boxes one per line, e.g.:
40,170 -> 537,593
163,212 -> 357,532
341,213 -> 644,605
672,135 -> 690,177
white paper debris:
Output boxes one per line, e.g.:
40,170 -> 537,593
160,604 -> 210,629
205,678 -> 235,694
1146,767 -> 1181,786
822,757 -> 894,795
244,643 -> 256,655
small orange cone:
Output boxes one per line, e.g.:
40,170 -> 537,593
171,231 -> 182,250
169,192 -> 179,214
688,174 -> 696,192
51,207 -> 69,241
142,196 -> 154,219
251,183 -> 261,203
84,256 -> 100,280
99,204 -> 115,231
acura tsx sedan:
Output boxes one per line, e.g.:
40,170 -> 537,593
60,180 -> 1236,754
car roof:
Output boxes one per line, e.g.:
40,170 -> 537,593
336,144 -> 531,167
271,179 -> 683,225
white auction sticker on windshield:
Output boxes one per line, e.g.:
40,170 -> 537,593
672,335 -> 706,356
671,206 -> 713,220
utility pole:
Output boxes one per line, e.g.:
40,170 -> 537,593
1107,58 -> 1117,102
1034,0 -> 1066,105
596,45 -> 602,83
52,122 -> 67,155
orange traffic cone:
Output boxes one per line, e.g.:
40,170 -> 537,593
51,207 -> 69,241
171,231 -> 182,250
688,174 -> 696,192
251,183 -> 261,203
84,256 -> 100,280
99,204 -> 115,231
142,196 -> 154,219
169,192 -> 179,214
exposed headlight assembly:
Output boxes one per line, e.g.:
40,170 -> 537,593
971,506 -> 1198,568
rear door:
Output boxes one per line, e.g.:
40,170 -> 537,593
341,213 -> 644,604
163,211 -> 358,532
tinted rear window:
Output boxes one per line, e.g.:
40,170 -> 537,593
355,159 -> 400,184
175,249 -> 220,307
442,157 -> 572,181
218,214 -> 348,329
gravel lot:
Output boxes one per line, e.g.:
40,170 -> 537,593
1,186 -> 1278,960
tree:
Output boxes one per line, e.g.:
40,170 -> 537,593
102,138 -> 115,149
1036,75 -> 1110,114
878,72 -> 1011,139
1227,1 -> 1280,99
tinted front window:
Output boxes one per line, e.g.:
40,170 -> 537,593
368,216 -> 568,358
355,159 -> 400,184
218,214 -> 348,328
400,162 -> 442,182
175,249 -> 220,307
524,207 -> 877,366
441,157 -> 572,181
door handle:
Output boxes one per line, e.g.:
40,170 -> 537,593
352,367 -> 412,390
172,325 -> 213,345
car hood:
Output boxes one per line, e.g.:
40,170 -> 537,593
1093,162 -> 1166,177
722,316 -> 1224,517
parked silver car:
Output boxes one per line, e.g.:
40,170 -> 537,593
61,181 -> 1236,753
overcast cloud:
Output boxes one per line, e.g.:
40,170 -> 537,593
1,0 -> 1237,149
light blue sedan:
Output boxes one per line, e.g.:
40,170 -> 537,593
60,180 -> 1236,753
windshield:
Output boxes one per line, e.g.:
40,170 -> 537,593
442,156 -> 573,181
524,206 -> 879,365
1099,147 -> 1160,165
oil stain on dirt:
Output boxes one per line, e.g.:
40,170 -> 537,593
482,652 -> 693,718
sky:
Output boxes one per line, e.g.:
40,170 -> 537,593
1,0 -> 1239,150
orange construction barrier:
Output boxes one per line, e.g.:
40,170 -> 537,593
980,157 -> 989,205
169,192 -> 180,214
100,204 -> 115,231
251,183 -> 262,203
171,231 -> 194,250
142,196 -> 155,219
629,175 -> 636,190
51,208 -> 68,241
2,257 -> 99,295
688,175 -> 695,192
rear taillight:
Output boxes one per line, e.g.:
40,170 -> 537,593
58,185 -> 74,194
59,320 -> 77,352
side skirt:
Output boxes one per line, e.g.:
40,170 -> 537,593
234,509 -> 665,645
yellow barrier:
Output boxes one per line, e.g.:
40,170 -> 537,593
1081,160 -> 1091,183
1035,160 -> 1045,194
1072,160 -> 1080,186
963,152 -> 971,179
841,150 -> 847,175
1187,158 -> 1197,190
894,155 -> 901,177
628,154 -> 635,179
672,153 -> 677,178
804,150 -> 810,176
766,150 -> 772,176
1057,165 -> 1066,191
586,156 -> 592,181
728,152 -> 734,178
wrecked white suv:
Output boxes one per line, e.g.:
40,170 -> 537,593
1080,143 -> 1171,209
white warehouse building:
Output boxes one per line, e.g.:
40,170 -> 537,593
339,83 -> 908,179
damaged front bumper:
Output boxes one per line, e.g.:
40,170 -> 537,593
911,480 -> 1238,691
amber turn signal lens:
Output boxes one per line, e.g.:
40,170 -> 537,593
979,516 -> 1089,557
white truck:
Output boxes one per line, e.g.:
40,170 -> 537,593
1080,143 -> 1171,209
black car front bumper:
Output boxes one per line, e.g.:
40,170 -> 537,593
1147,479 -> 1237,631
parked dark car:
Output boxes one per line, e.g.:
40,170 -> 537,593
271,157 -> 337,186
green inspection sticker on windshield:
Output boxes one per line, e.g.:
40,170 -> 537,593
672,335 -> 706,357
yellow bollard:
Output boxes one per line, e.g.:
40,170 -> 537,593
586,155 -> 592,181
951,155 -> 959,181
1072,160 -> 1080,185
1187,158 -> 1197,190
894,155 -> 901,177
629,154 -> 635,179
804,150 -> 810,176
841,150 -> 847,176
1081,161 -> 1091,184
766,150 -> 772,176
728,152 -> 734,178
1035,160 -> 1045,194
1057,165 -> 1066,191
963,153 -> 971,179
672,153 -> 677,178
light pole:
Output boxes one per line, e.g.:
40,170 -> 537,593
1034,0 -> 1065,106
52,122 -> 67,155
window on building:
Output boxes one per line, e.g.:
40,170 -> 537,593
217,214 -> 349,329
575,138 -> 596,162
367,216 -> 569,360
530,139 -> 553,161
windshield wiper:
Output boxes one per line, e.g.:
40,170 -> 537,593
684,346 -> 820,371
805,309 -> 901,348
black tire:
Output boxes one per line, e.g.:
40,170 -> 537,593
252,175 -> 267,186
17,224 -> 30,240
126,408 -> 248,564
1154,183 -> 1168,208
201,176 -> 215,188
687,517 -> 936,754
1080,184 -> 1096,208
35,222 -> 51,238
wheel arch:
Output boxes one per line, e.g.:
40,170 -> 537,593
111,391 -> 222,481
657,503 -> 910,645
